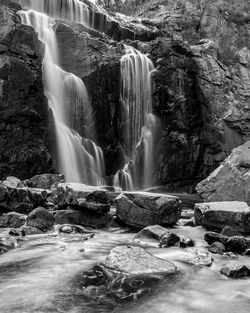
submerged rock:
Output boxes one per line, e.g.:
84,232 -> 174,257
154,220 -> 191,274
194,201 -> 250,233
115,192 -> 181,228
27,207 -> 55,232
220,262 -> 250,278
0,236 -> 18,254
0,212 -> 26,228
196,141 -> 250,205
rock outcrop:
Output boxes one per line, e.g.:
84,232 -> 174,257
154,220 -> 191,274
194,201 -> 250,233
196,141 -> 250,205
0,0 -> 54,180
115,192 -> 181,228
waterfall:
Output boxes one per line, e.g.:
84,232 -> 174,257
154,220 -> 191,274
19,4 -> 105,185
114,45 -> 156,190
19,0 -> 90,25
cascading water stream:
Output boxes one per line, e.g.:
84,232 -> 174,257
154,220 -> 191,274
114,45 -> 156,190
19,1 -> 105,185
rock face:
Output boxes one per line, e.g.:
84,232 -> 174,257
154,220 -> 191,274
115,192 -> 181,228
196,141 -> 250,205
103,245 -> 177,276
1,0 -> 250,189
194,201 -> 250,233
0,0 -> 54,180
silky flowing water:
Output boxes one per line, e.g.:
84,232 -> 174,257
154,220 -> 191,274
1,224 -> 250,313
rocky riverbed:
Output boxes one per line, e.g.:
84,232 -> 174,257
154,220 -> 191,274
1,174 -> 250,313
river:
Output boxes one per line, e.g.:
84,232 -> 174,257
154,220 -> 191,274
0,224 -> 250,313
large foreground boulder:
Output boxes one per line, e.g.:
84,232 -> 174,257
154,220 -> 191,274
82,245 -> 177,302
194,201 -> 250,233
115,192 -> 181,228
103,245 -> 177,276
196,142 -> 250,205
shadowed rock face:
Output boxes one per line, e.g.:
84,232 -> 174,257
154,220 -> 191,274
0,0 -> 54,180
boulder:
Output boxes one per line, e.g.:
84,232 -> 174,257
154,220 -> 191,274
54,209 -> 112,228
221,226 -> 241,237
220,262 -> 250,278
115,192 -> 181,228
204,231 -> 250,254
103,245 -> 177,276
21,225 -> 43,236
134,225 -> 180,247
0,212 -> 26,228
208,242 -> 226,255
0,184 -> 51,214
194,201 -> 250,233
27,207 -> 55,232
196,142 -> 250,205
2,176 -> 22,188
23,174 -> 65,190
186,252 -> 213,267
81,244 -> 176,302
51,183 -> 110,210
179,236 -> 194,248
57,224 -> 96,234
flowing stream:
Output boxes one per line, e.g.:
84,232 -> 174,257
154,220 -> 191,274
19,0 -> 105,185
1,225 -> 250,313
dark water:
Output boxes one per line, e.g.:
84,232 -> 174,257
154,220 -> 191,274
0,225 -> 250,313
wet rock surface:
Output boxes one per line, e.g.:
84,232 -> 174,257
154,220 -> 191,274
26,207 -> 55,232
0,212 -> 26,228
220,262 -> 250,278
115,192 -> 181,228
194,201 -> 250,233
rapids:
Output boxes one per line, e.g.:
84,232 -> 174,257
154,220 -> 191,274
1,224 -> 250,313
